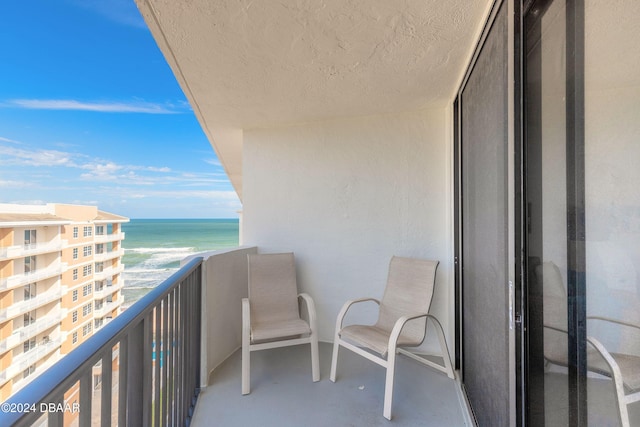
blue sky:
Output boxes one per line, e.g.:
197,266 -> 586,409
0,0 -> 241,219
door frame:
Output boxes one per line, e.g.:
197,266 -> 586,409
453,0 -> 524,425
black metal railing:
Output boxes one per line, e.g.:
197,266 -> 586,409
1,256 -> 203,427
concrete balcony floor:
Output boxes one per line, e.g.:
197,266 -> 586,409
192,342 -> 469,427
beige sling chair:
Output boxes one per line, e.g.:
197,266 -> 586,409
242,252 -> 319,395
330,256 -> 454,420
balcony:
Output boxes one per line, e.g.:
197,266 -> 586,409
0,248 -> 470,426
93,231 -> 125,244
0,288 -> 62,321
94,296 -> 124,318
0,262 -> 67,290
6,312 -> 62,350
0,339 -> 61,386
93,263 -> 124,281
94,248 -> 124,263
0,238 -> 63,261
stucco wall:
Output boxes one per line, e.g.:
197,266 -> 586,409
242,108 -> 453,351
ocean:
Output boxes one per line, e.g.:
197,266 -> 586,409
121,218 -> 239,305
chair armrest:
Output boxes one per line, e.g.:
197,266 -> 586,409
586,336 -> 626,392
298,293 -> 318,332
335,297 -> 381,332
588,316 -> 640,331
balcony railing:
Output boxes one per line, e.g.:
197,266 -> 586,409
0,238 -> 63,260
93,263 -> 124,281
93,231 -> 125,244
94,296 -> 124,318
94,248 -> 124,263
8,312 -> 62,347
0,263 -> 67,290
0,256 -> 203,427
0,288 -> 62,321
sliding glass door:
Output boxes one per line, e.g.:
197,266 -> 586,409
524,0 -> 640,425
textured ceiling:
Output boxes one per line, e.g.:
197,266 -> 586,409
136,0 -> 491,197
139,0 -> 490,129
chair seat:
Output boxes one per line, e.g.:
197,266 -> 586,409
340,325 -> 419,357
251,318 -> 311,342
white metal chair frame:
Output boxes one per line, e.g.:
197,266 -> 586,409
241,254 -> 319,395
329,259 -> 455,420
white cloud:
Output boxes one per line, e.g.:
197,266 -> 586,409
0,145 -> 79,167
5,99 -> 184,114
0,136 -> 22,144
0,180 -> 33,188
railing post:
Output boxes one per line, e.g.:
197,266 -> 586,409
127,321 -> 144,426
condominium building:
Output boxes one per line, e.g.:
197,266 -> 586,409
0,203 -> 128,401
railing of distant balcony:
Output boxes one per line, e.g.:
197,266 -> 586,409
0,256 -> 203,427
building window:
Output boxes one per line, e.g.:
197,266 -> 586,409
23,364 -> 36,379
83,264 -> 92,277
23,311 -> 35,326
95,243 -> 104,254
83,245 -> 92,257
83,303 -> 92,316
82,323 -> 92,336
72,289 -> 78,302
73,227 -> 78,238
73,269 -> 78,281
83,226 -> 92,237
72,331 -> 78,344
95,262 -> 104,273
23,283 -> 36,300
95,225 -> 104,235
73,248 -> 78,259
24,229 -> 36,248
82,283 -> 92,297
24,256 -> 36,274
72,310 -> 78,323
23,338 -> 36,353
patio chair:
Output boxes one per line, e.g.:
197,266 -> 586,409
242,252 -> 320,395
330,256 -> 454,420
540,261 -> 640,427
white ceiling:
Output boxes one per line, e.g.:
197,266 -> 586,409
136,0 -> 492,198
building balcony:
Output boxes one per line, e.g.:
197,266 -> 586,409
0,248 -> 470,426
94,296 -> 124,318
93,263 -> 124,281
93,231 -> 125,244
0,339 -> 61,386
0,288 -> 62,321
94,248 -> 124,263
12,310 -> 63,343
0,262 -> 67,290
0,237 -> 63,261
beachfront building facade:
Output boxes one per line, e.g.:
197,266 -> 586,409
0,203 -> 128,401
3,1 -> 639,426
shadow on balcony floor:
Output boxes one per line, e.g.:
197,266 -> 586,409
192,342 -> 468,427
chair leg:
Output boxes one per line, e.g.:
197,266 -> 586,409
242,331 -> 250,395
330,338 -> 340,382
383,352 -> 396,420
311,332 -> 320,382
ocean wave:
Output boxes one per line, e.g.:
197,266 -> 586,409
125,247 -> 195,254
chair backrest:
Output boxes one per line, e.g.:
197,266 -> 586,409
248,253 -> 300,326
376,256 -> 439,344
